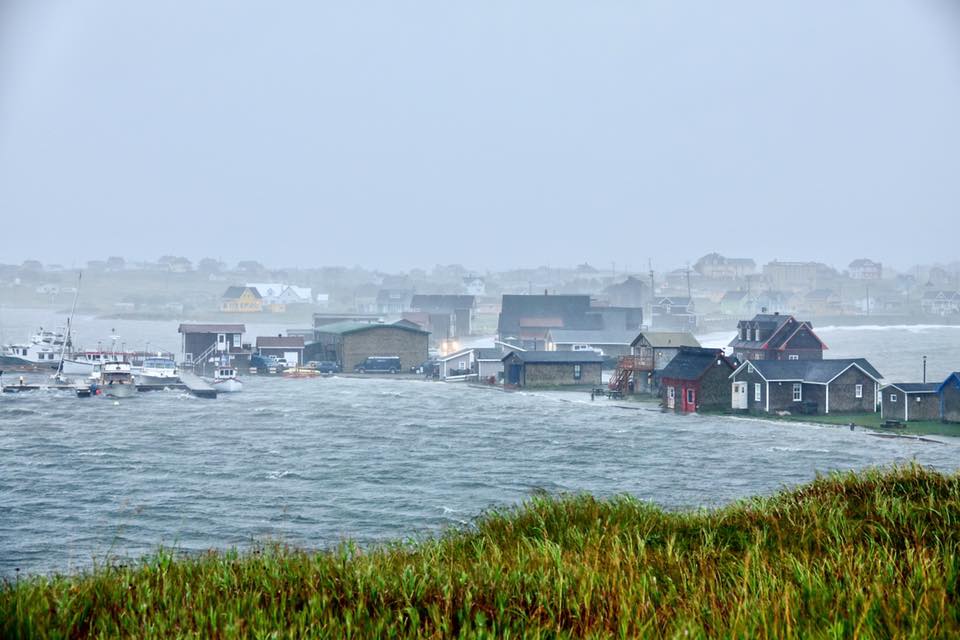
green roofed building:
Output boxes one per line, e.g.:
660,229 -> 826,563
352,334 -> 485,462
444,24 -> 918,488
312,321 -> 429,373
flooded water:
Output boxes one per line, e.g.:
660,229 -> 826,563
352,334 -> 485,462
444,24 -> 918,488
2,308 -> 960,577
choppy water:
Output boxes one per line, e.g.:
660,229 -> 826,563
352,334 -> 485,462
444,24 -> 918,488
2,375 -> 958,577
3,308 -> 960,577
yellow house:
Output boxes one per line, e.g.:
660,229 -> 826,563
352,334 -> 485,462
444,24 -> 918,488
221,286 -> 263,313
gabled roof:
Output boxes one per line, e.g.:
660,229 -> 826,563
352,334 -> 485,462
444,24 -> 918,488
630,331 -> 700,349
501,350 -> 604,364
314,321 -> 429,336
437,348 -> 476,363
660,348 -> 732,381
179,323 -> 246,334
721,290 -> 748,303
475,348 -> 503,361
883,382 -> 939,394
546,329 -> 639,346
936,372 -> 960,394
223,286 -> 261,299
256,336 -> 305,349
730,358 -> 882,384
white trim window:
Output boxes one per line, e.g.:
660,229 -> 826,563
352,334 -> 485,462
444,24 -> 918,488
855,384 -> 863,399
573,364 -> 582,380
890,393 -> 898,403
788,354 -> 799,361
792,383 -> 803,402
754,383 -> 762,402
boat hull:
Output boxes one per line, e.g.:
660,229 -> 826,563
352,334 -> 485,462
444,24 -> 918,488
138,374 -> 181,386
102,382 -> 136,398
209,377 -> 243,393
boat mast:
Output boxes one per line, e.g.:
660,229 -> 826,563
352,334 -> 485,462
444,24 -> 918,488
55,272 -> 82,379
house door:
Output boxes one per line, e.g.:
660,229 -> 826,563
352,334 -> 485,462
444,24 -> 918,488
683,387 -> 697,413
732,382 -> 747,409
507,364 -> 522,385
666,386 -> 675,409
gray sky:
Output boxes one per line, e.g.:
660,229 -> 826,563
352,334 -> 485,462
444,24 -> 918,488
1,1 -> 958,272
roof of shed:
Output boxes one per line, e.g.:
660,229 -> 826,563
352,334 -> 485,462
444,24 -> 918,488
256,336 -> 305,349
501,350 -> 604,364
314,320 -> 429,336
737,358 -> 882,383
660,348 -> 731,381
178,323 -> 246,334
547,329 -> 639,345
884,382 -> 939,394
630,332 -> 700,348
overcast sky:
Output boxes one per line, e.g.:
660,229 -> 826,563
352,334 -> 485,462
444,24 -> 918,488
1,1 -> 958,272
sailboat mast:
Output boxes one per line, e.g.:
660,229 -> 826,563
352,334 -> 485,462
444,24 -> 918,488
56,272 -> 82,377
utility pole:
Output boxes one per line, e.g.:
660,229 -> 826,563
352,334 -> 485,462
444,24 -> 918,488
923,355 -> 927,384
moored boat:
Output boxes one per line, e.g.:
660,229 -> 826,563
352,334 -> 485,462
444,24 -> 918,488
138,357 -> 180,385
207,366 -> 243,392
97,362 -> 137,398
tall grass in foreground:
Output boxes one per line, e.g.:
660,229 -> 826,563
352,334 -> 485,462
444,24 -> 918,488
3,465 -> 959,638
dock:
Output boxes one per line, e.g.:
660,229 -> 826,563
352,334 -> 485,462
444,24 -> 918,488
179,372 -> 218,399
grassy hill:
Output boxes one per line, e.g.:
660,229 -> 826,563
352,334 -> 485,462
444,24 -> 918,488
3,465 -> 958,638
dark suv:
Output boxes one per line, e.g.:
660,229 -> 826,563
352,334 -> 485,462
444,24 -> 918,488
314,361 -> 341,374
354,356 -> 401,373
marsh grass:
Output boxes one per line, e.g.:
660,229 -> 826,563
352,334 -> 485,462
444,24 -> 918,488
3,465 -> 959,638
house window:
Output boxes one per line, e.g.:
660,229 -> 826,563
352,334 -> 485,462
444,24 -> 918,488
855,384 -> 863,399
754,352 -> 764,360
788,354 -> 799,361
890,393 -> 897,403
793,383 -> 802,402
234,334 -> 242,346
754,383 -> 762,402
573,364 -> 582,380
754,328 -> 760,341
747,364 -> 754,374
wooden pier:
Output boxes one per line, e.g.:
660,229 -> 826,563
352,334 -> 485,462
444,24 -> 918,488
179,373 -> 218,399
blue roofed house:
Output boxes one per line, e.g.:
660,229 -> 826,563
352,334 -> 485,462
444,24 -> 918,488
938,372 -> 960,423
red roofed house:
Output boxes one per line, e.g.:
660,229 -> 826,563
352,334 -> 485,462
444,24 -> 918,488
728,313 -> 827,362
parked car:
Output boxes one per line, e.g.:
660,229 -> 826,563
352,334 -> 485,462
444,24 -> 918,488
354,356 -> 401,374
314,361 -> 341,374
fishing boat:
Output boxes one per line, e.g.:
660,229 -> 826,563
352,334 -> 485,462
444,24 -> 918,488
97,361 -> 137,398
138,357 -> 180,385
0,328 -> 66,369
207,365 -> 243,393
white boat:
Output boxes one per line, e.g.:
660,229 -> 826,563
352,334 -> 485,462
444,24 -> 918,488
138,357 -> 180,385
98,361 -> 137,398
62,351 -> 125,375
207,366 -> 243,393
1,328 -> 66,368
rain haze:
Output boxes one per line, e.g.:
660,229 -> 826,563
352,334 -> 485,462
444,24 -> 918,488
1,1 -> 959,271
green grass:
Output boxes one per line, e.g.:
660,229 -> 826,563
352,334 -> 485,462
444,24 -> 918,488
773,412 -> 960,438
3,465 -> 959,638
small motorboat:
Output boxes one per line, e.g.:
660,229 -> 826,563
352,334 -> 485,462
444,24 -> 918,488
207,366 -> 243,393
97,362 -> 137,398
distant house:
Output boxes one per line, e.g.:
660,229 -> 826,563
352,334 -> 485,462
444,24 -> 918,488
848,259 -> 882,280
938,372 -> 960,423
920,290 -> 960,316
802,289 -> 842,315
376,289 -> 414,315
660,348 -> 735,413
409,295 -> 476,339
651,296 -> 697,332
729,313 -> 826,362
880,383 -> 940,422
729,359 -> 882,415
545,329 -> 638,359
221,286 -> 263,313
312,321 -> 429,372
602,276 -> 648,308
255,335 -> 305,366
277,286 -> 312,305
245,282 -> 289,312
719,290 -> 750,316
502,351 -> 603,388
693,253 -> 756,280
178,323 -> 249,373
497,294 -> 595,349
462,276 -> 486,297
437,348 -> 477,379
762,261 -> 837,291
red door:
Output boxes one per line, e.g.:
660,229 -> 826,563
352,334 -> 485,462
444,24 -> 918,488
683,386 -> 697,413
